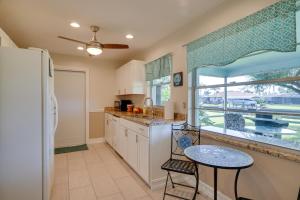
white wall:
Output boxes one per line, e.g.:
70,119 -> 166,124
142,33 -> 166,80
0,27 -> 17,47
51,53 -> 121,112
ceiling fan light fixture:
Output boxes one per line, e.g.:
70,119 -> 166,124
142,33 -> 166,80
86,42 -> 103,55
126,34 -> 134,39
70,22 -> 80,28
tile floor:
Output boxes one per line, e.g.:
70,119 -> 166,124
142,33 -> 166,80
51,143 -> 209,200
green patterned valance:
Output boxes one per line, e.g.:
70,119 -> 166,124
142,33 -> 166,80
145,54 -> 172,81
187,0 -> 297,72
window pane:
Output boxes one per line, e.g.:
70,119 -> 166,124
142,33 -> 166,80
227,67 -> 300,84
196,109 -> 225,128
161,76 -> 171,84
227,75 -> 252,84
196,88 -> 225,109
227,83 -> 300,113
150,76 -> 171,106
197,74 -> 224,86
160,84 -> 170,105
225,112 -> 300,144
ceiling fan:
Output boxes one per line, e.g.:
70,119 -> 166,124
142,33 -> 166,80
58,25 -> 129,56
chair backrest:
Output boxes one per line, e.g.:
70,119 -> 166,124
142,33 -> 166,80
225,113 -> 245,131
170,122 -> 201,159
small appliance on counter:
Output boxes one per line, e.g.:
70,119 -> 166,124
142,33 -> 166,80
120,100 -> 132,111
114,101 -> 120,110
127,104 -> 134,112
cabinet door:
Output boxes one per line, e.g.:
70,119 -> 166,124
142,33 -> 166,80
111,118 -> 116,148
119,125 -> 128,159
138,135 -> 149,183
105,118 -> 111,145
127,130 -> 138,171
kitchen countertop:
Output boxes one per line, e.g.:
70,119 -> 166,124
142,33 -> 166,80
105,110 -> 185,126
105,109 -> 300,163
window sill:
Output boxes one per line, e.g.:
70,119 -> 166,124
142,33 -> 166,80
200,126 -> 300,163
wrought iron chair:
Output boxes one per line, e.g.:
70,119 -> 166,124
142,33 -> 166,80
161,122 -> 201,200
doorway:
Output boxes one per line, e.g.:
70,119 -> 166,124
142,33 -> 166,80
54,68 -> 88,148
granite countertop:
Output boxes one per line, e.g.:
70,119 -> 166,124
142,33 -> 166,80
105,109 -> 300,163
105,110 -> 185,126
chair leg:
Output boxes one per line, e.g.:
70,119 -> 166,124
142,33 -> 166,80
168,171 -> 175,188
163,171 -> 170,200
192,163 -> 199,199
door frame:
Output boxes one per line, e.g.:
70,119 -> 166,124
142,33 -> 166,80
54,65 -> 90,144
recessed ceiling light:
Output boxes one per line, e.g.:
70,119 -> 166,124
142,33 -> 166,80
70,22 -> 80,28
126,34 -> 134,39
77,46 -> 84,50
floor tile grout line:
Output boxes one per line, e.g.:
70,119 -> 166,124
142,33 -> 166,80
82,148 -> 98,200
104,144 -> 152,200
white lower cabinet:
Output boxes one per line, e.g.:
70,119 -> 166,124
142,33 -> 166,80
116,119 -> 150,183
104,114 -> 112,146
105,114 -> 119,148
138,134 -> 149,182
105,114 -> 172,188
127,129 -> 139,171
111,116 -> 119,149
118,125 -> 128,159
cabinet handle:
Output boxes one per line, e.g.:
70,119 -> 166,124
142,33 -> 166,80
118,90 -> 120,94
136,135 -> 138,143
124,89 -> 126,94
125,129 -> 128,137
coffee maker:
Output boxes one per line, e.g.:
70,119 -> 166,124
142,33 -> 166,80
119,100 -> 132,111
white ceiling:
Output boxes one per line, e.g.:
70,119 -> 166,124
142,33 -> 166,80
0,0 -> 226,61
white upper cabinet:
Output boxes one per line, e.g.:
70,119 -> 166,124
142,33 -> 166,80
116,60 -> 145,95
0,28 -> 17,48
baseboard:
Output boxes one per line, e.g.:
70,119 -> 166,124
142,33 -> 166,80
150,174 -> 183,190
184,176 -> 232,200
87,137 -> 105,144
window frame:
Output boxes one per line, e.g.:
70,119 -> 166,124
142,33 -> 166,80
193,73 -> 300,117
189,68 -> 300,130
148,75 -> 171,106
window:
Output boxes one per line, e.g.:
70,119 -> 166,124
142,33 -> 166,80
189,67 -> 300,150
187,0 -> 300,150
148,75 -> 171,106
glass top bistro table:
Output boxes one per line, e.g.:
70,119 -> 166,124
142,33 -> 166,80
184,145 -> 254,200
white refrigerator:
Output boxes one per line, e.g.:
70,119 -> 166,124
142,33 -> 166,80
0,47 -> 58,200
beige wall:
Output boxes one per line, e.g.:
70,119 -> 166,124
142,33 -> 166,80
89,112 -> 105,138
51,53 -> 121,139
0,27 -> 17,47
137,0 -> 300,199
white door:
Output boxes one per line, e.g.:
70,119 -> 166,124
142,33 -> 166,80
138,135 -> 149,182
54,70 -> 86,148
127,130 -> 138,171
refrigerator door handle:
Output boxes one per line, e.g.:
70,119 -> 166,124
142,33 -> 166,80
53,94 -> 58,134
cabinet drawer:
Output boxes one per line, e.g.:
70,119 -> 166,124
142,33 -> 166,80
120,118 -> 149,138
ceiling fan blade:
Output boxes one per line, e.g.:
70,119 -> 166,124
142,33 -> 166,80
102,44 -> 129,49
58,36 -> 87,45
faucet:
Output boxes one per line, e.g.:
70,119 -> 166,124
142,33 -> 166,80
144,97 -> 154,118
